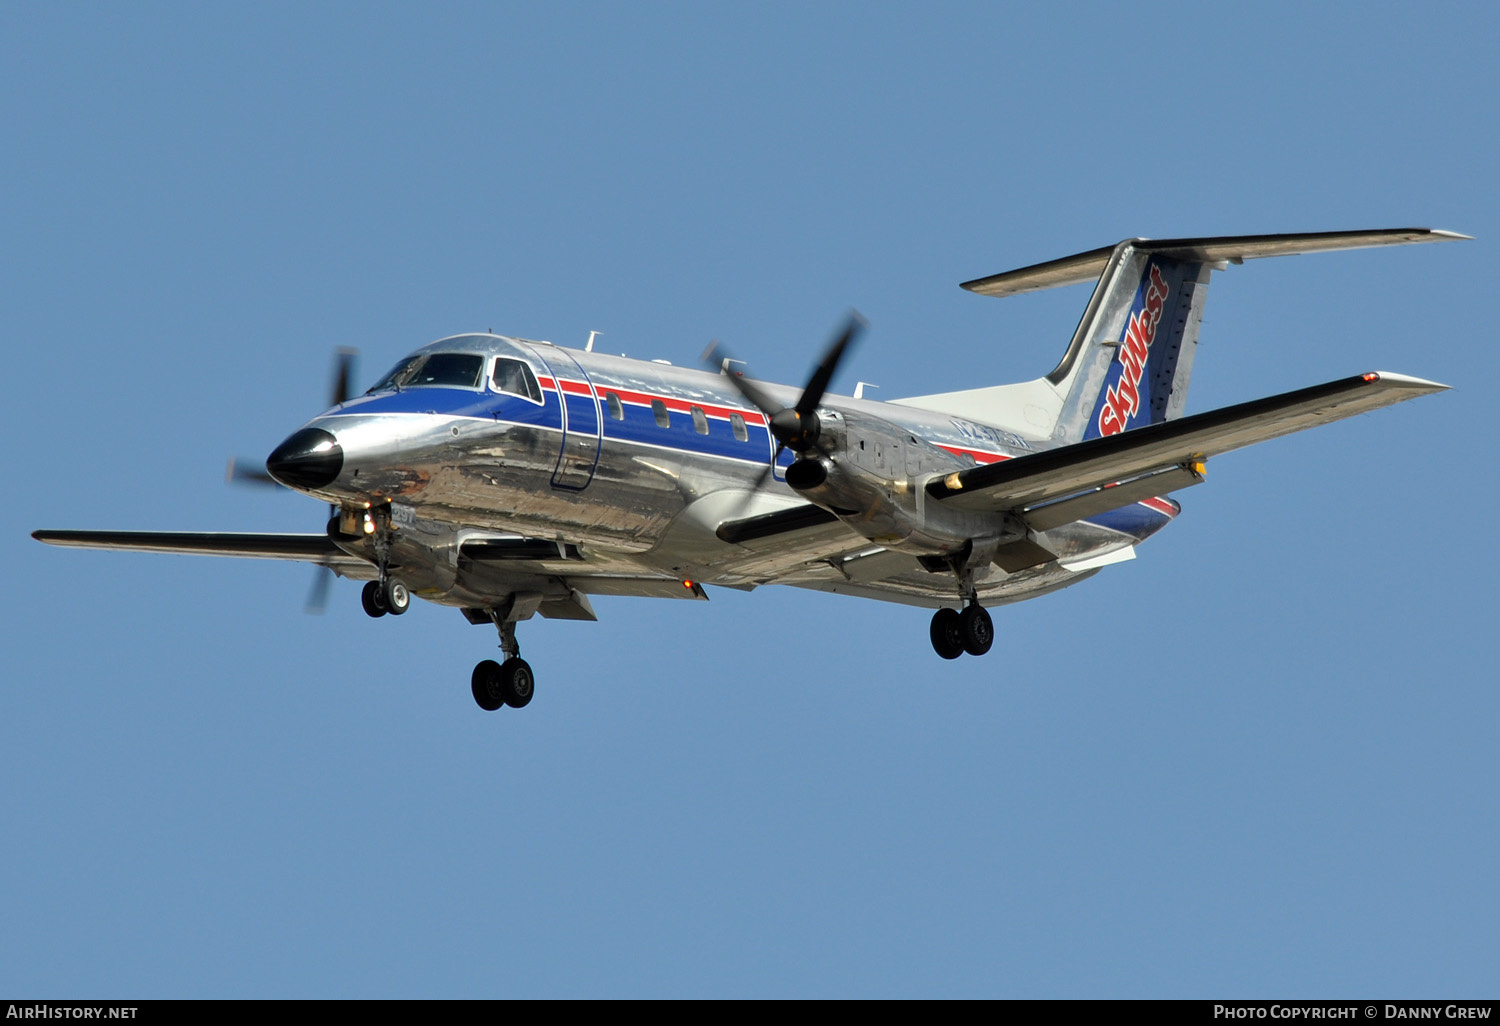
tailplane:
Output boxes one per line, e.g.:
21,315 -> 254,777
892,229 -> 1466,443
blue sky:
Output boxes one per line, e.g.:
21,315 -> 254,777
4,2 -> 1496,998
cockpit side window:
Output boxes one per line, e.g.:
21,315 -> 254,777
491,357 -> 543,403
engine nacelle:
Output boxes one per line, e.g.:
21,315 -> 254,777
786,408 -> 1024,560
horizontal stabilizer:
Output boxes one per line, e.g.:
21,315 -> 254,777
928,372 -> 1447,513
961,229 -> 1468,298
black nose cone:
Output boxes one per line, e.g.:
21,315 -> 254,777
266,428 -> 343,490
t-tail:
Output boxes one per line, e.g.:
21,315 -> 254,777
892,229 -> 1468,443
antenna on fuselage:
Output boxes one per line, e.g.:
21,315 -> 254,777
854,381 -> 879,399
585,330 -> 600,352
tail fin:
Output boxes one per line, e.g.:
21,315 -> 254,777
1066,246 -> 1209,442
892,229 -> 1466,443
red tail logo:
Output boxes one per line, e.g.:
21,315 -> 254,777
1097,265 -> 1170,436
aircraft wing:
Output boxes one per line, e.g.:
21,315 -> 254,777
31,530 -> 379,577
926,372 -> 1448,515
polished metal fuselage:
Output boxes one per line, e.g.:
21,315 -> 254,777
289,334 -> 1168,611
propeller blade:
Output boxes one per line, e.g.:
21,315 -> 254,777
304,566 -> 332,615
702,341 -> 783,419
797,312 -> 864,417
331,347 -> 359,407
226,457 -> 280,487
705,313 -> 867,455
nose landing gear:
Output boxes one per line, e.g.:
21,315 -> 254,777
360,578 -> 410,617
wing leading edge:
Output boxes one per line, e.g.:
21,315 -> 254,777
31,530 -> 363,564
927,372 -> 1448,515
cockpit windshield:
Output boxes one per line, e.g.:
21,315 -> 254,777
366,352 -> 486,393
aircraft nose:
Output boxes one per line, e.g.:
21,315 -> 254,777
266,427 -> 343,490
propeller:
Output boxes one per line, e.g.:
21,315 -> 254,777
227,347 -> 360,614
226,458 -> 278,487
329,346 -> 357,406
703,312 -> 865,466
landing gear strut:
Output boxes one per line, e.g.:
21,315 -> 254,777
470,610 -> 536,712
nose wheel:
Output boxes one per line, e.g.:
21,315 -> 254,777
360,577 -> 410,617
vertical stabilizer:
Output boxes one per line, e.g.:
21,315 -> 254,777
1041,244 -> 1210,443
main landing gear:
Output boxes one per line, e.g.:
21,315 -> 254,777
471,658 -> 534,711
930,561 -> 994,659
471,612 -> 535,712
930,604 -> 993,659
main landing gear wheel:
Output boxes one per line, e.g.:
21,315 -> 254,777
499,658 -> 534,708
472,660 -> 504,711
361,580 -> 387,618
930,608 -> 965,660
470,657 -> 535,711
960,604 -> 994,657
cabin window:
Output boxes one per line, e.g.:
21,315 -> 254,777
605,392 -> 624,420
410,352 -> 485,388
730,413 -> 748,442
690,406 -> 709,435
491,357 -> 542,403
651,399 -> 670,428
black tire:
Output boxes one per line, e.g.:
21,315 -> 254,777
930,607 -> 964,660
960,604 -> 994,657
471,660 -> 503,711
500,657 -> 534,708
384,578 -> 411,615
361,580 -> 387,618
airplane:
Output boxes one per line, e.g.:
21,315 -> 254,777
33,228 -> 1466,714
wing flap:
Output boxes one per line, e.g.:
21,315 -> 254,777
927,372 -> 1447,513
1022,464 -> 1201,532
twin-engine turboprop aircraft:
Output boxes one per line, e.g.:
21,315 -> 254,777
34,229 -> 1464,713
